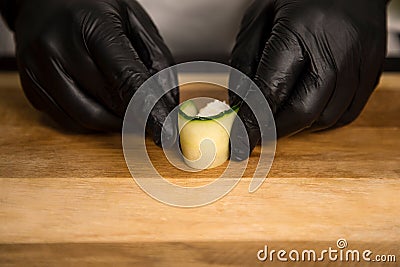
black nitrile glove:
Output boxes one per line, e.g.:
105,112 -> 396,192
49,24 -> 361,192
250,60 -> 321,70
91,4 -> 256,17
230,0 -> 387,161
3,0 -> 178,146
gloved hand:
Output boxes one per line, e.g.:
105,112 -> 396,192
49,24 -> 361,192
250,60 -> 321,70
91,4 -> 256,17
230,0 -> 387,161
9,0 -> 178,145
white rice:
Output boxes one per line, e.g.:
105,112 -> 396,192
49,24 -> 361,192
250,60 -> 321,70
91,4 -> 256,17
197,100 -> 230,117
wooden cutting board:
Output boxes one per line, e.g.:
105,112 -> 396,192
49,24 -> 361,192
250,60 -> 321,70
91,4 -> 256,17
0,72 -> 399,266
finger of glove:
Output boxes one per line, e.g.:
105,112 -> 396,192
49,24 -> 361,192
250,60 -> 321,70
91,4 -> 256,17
18,69 -> 93,133
309,26 -> 362,131
252,23 -> 307,114
122,1 -> 178,144
148,99 -> 177,148
48,31 -> 126,117
230,80 -> 273,161
82,3 -> 176,144
131,83 -> 176,148
229,0 -> 275,106
274,68 -> 336,138
334,31 -> 387,128
230,101 -> 260,162
230,0 -> 275,76
18,56 -> 122,132
334,64 -> 383,128
123,0 -> 179,109
230,24 -> 306,160
81,4 -> 151,114
122,0 -> 174,70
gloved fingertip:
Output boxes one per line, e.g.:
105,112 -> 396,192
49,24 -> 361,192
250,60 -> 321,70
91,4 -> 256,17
161,128 -> 177,149
230,132 -> 251,162
230,148 -> 250,162
153,119 -> 177,149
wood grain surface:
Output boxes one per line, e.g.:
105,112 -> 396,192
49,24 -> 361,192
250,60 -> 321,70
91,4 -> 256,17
0,72 -> 399,266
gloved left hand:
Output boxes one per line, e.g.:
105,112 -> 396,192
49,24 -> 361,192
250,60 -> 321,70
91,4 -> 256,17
230,0 -> 388,161
5,0 -> 178,146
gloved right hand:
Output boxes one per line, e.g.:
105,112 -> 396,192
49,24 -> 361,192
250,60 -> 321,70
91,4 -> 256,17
229,0 -> 387,161
11,0 -> 178,145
